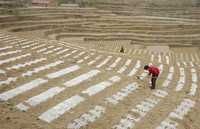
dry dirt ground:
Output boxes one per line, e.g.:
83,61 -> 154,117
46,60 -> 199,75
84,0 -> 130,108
0,6 -> 200,129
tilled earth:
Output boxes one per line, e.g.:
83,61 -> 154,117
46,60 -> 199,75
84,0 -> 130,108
0,6 -> 200,129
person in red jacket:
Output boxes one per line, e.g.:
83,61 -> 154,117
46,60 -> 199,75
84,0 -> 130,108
144,65 -> 160,89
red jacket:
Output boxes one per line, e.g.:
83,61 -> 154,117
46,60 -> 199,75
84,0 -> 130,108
148,66 -> 160,76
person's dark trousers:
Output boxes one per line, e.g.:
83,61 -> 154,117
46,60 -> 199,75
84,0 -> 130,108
151,75 -> 158,89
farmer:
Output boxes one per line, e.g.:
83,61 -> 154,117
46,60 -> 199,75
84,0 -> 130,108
120,46 -> 124,53
144,65 -> 160,89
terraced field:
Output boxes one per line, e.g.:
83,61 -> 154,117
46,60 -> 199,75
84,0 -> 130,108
0,5 -> 200,129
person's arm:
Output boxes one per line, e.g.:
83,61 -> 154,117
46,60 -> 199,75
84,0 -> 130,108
147,68 -> 152,76
146,71 -> 151,79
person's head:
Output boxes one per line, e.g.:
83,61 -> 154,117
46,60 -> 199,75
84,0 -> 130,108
144,65 -> 149,70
